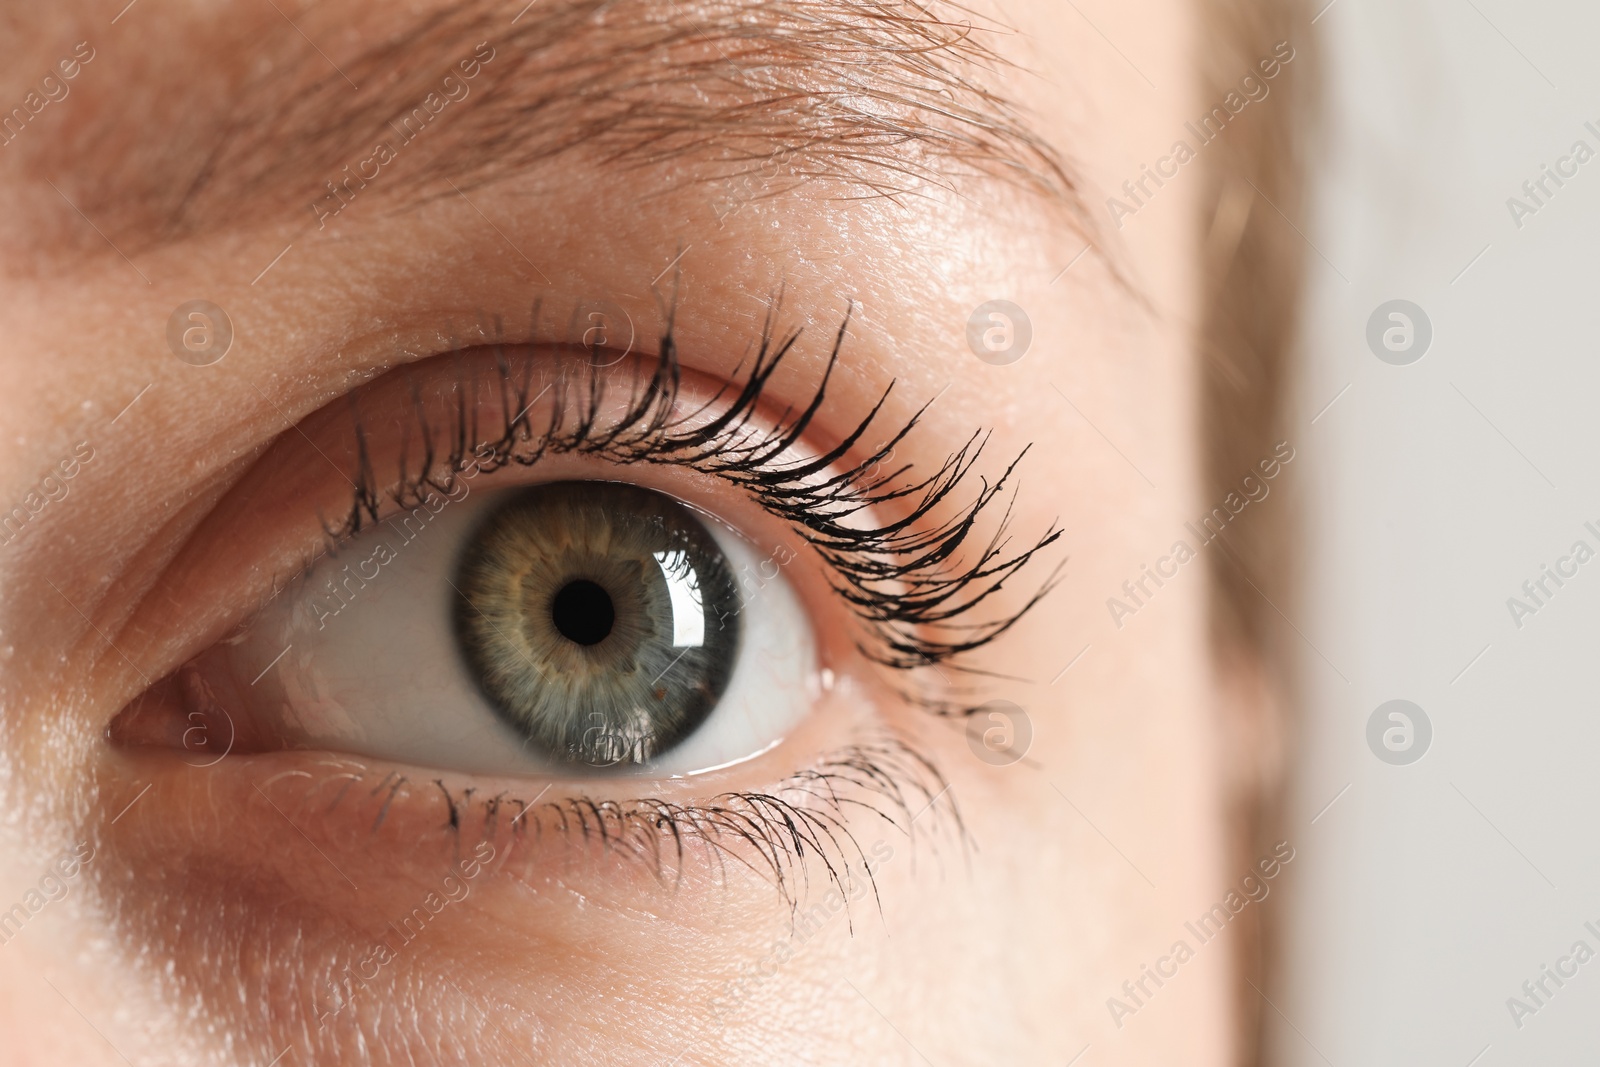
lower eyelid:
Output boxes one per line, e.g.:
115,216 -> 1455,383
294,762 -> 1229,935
97,707 -> 950,908
79,729 -> 950,1061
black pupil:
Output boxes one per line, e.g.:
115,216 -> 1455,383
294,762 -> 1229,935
551,579 -> 615,646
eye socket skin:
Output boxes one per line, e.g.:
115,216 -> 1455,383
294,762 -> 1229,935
84,336 -> 973,1059
94,332 -> 983,953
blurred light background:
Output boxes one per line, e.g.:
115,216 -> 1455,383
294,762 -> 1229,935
1275,0 -> 1600,1063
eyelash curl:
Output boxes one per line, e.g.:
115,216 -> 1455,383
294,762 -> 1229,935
333,296 -> 1065,676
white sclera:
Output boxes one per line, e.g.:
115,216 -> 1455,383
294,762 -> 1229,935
221,477 -> 816,777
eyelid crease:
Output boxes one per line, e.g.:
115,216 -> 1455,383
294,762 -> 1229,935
326,299 -> 1064,674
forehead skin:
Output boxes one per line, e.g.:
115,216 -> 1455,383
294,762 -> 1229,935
0,1 -> 1230,1065
3,0 -> 1091,252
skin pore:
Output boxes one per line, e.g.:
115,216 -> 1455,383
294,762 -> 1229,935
0,1 -> 1258,1064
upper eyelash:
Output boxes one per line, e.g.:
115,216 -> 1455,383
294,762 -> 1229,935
332,298 -> 1064,672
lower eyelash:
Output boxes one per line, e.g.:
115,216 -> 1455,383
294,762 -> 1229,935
317,735 -> 959,919
333,297 -> 1064,673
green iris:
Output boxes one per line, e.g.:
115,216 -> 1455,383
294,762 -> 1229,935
452,481 -> 742,768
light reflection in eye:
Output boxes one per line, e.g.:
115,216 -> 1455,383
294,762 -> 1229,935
653,549 -> 706,648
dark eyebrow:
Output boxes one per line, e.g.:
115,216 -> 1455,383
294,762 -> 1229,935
23,0 -> 1086,249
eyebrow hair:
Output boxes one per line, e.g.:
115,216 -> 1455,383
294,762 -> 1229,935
25,0 -> 1086,249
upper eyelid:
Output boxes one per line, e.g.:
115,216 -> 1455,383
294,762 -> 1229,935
319,307 -> 1062,673
9,301 -> 1051,724
58,302 -> 843,697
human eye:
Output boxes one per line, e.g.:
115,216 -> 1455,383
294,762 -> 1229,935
109,310 -> 1060,859
115,336 -> 836,780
